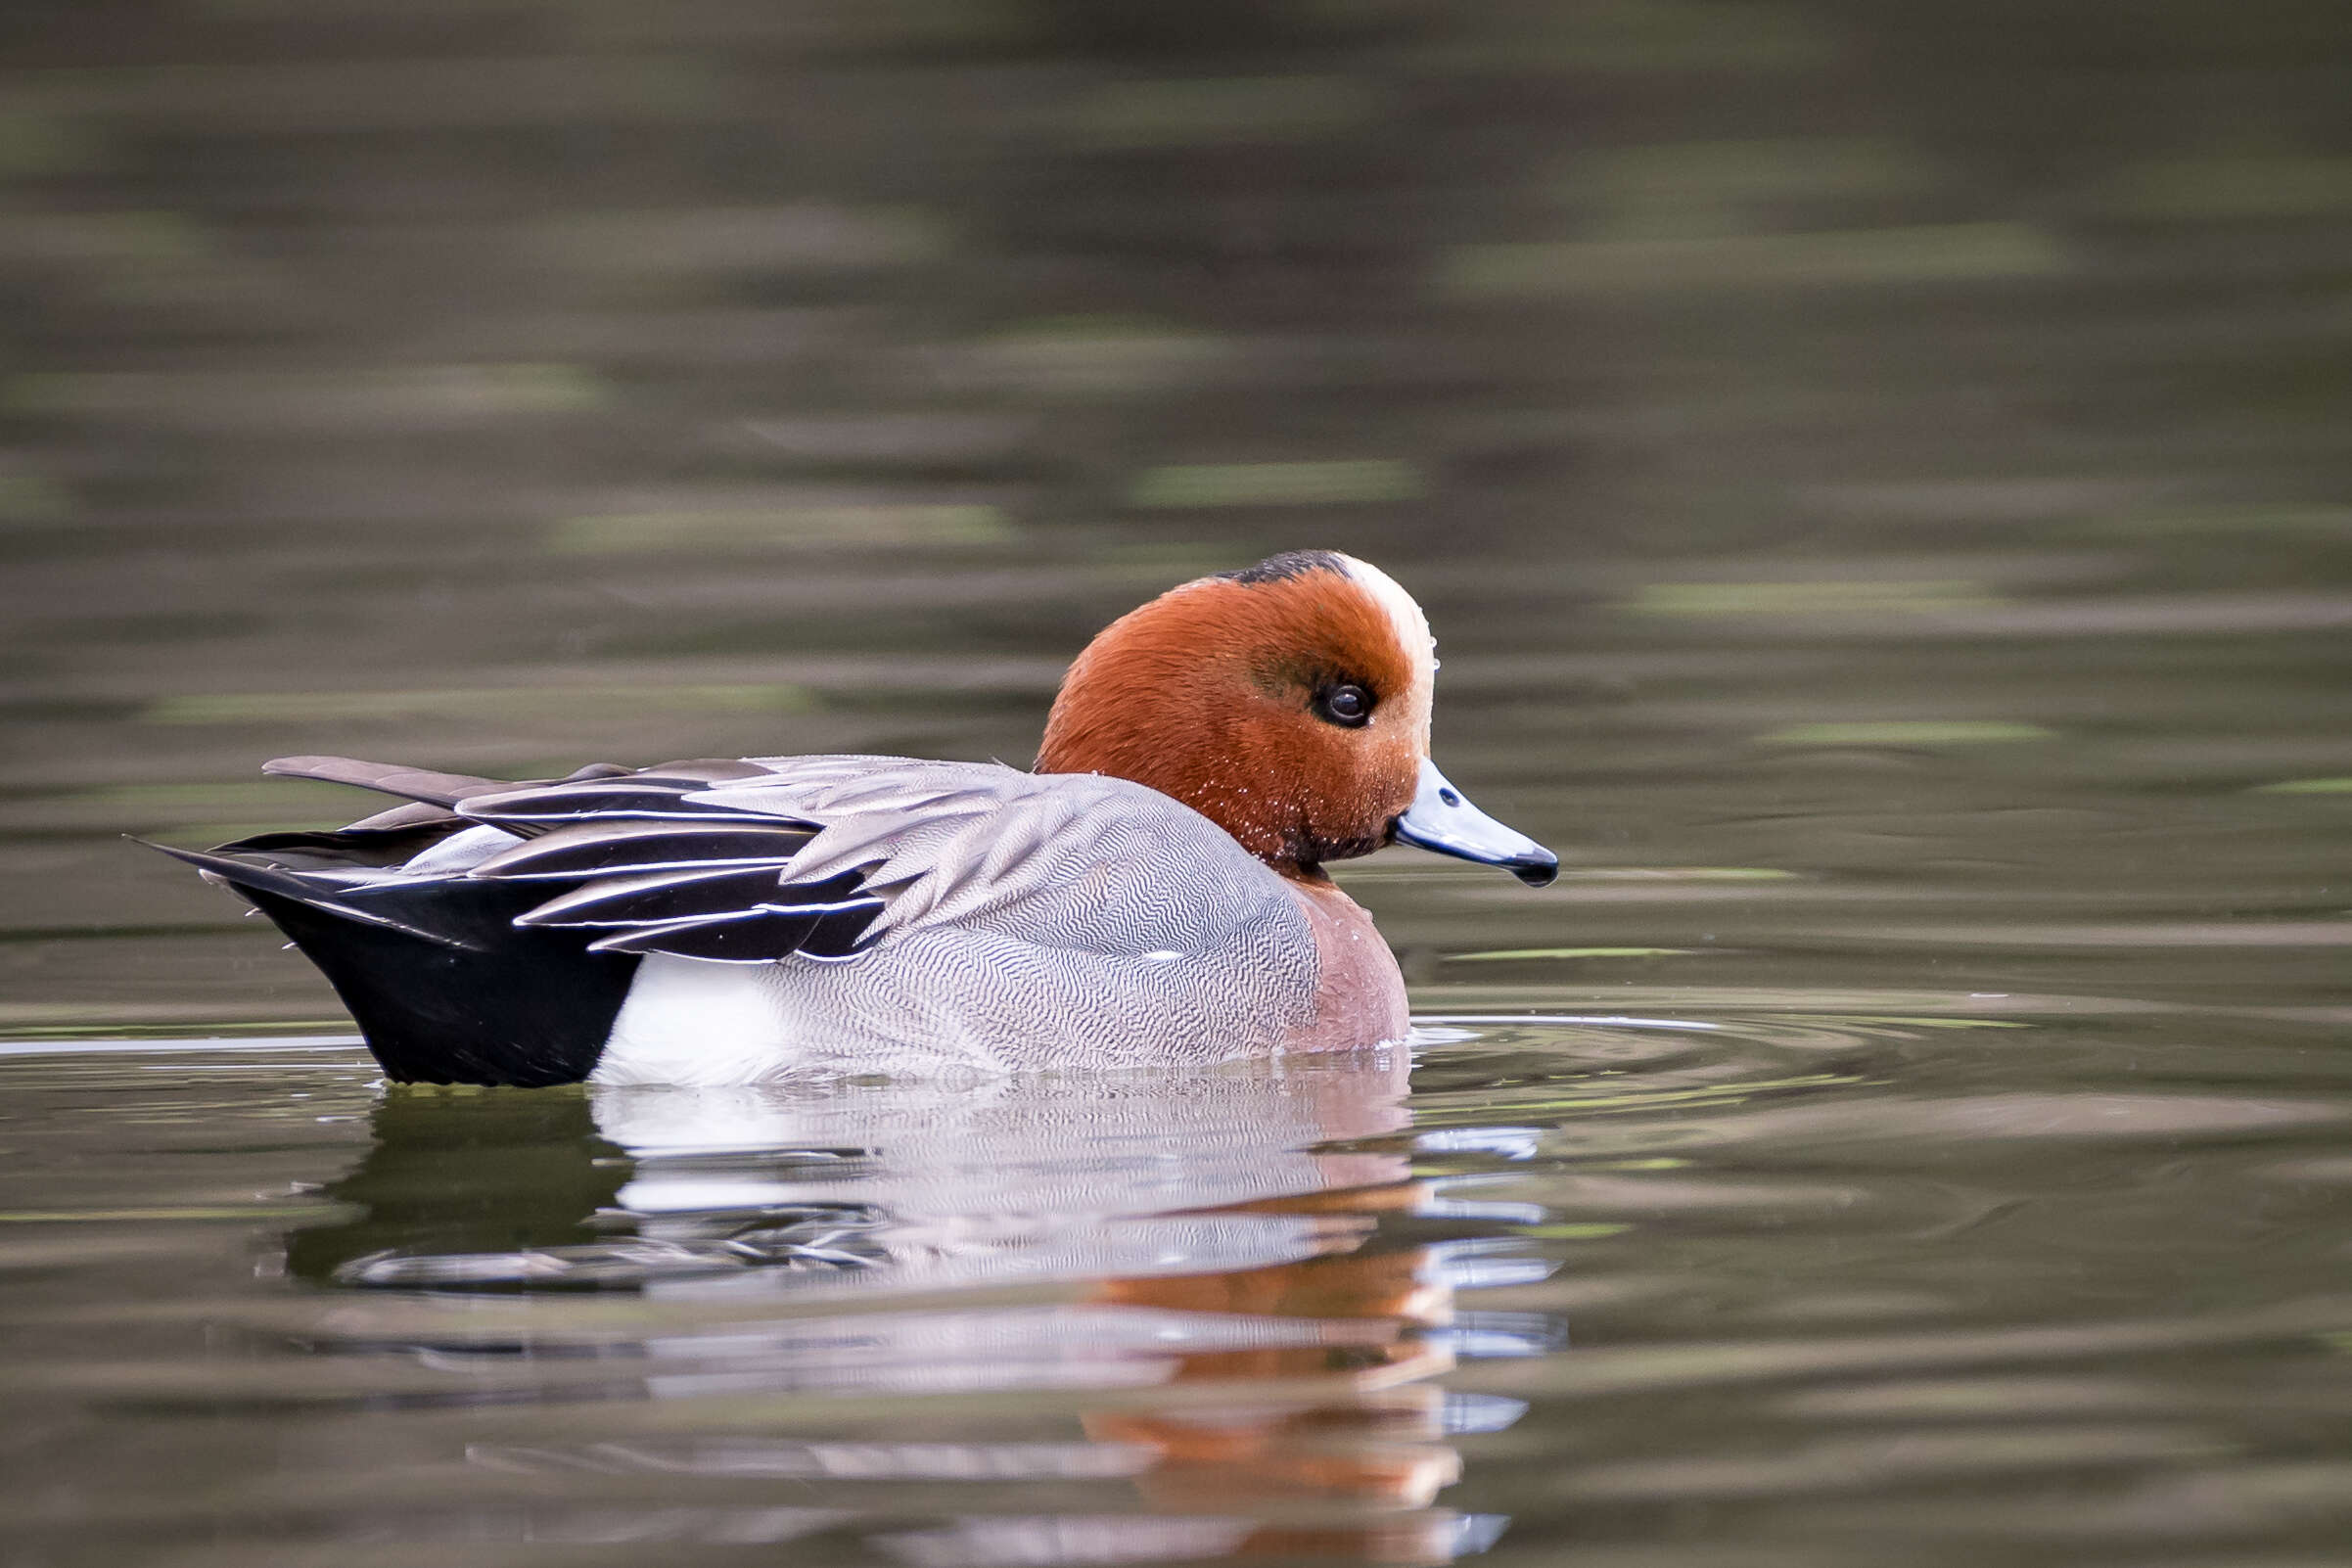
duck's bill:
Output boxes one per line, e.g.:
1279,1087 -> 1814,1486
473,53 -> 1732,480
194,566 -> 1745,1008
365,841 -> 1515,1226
1391,760 -> 1559,887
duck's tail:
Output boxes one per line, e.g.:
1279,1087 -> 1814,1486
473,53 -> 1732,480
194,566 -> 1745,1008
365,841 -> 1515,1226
140,765 -> 642,1085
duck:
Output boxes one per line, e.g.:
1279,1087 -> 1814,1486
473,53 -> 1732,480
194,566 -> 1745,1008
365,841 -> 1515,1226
151,550 -> 1556,1086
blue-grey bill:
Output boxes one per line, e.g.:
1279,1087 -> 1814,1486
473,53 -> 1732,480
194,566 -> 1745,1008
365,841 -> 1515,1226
1391,760 -> 1558,887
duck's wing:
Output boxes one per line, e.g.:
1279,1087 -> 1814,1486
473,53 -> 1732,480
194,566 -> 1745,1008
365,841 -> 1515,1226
663,758 -> 1288,957
169,754 -> 1270,969
155,756 -> 869,961
440,760 -> 899,963
465,757 -> 1276,966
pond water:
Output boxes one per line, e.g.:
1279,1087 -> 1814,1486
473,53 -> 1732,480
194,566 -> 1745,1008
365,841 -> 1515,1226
8,1 -> 2352,1563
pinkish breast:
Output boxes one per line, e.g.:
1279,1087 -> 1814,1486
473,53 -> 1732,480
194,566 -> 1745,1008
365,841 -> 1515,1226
1280,876 -> 1410,1051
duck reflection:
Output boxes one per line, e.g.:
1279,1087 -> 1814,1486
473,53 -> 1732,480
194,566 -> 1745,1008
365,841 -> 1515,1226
288,1049 -> 1533,1562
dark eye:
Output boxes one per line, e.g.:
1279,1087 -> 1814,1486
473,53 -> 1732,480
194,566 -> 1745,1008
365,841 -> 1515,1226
1313,682 -> 1374,728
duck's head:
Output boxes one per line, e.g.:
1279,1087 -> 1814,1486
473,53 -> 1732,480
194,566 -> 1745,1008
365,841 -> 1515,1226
1038,550 -> 1557,887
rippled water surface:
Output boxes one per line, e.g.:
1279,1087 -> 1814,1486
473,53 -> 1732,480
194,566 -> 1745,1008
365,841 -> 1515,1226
10,0 -> 2352,1563
8,996 -> 2352,1565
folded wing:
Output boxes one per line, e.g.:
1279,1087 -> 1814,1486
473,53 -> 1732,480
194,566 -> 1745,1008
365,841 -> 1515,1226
195,754 -> 1268,971
444,765 -> 885,963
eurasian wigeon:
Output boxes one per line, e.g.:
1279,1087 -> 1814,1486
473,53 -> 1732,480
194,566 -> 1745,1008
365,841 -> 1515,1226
153,550 -> 1555,1084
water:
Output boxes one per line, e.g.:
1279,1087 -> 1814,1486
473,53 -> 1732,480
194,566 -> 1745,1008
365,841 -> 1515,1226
9,0 -> 2352,1562
7,1012 -> 2352,1564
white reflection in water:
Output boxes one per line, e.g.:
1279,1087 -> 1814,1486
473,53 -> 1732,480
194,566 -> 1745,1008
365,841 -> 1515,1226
298,1047 -> 1534,1562
590,1047 -> 1418,1298
469,1437 -> 1158,1480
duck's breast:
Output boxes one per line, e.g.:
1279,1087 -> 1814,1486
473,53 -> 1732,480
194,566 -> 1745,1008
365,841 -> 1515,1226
1281,877 -> 1411,1053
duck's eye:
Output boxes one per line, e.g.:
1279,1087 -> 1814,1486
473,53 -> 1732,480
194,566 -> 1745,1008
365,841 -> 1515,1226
1313,682 -> 1374,728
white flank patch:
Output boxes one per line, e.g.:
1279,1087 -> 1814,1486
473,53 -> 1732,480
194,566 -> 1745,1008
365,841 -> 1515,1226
594,954 -> 790,1086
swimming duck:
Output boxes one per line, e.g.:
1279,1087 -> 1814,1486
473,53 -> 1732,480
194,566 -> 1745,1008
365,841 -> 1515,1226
154,550 -> 1555,1085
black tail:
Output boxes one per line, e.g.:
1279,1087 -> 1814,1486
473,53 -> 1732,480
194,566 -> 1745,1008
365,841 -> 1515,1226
148,838 -> 636,1086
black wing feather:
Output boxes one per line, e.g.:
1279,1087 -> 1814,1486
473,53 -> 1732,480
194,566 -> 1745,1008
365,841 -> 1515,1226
516,865 -> 788,927
583,899 -> 883,962
162,759 -> 891,982
469,820 -> 817,880
456,778 -> 757,828
517,866 -> 871,929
